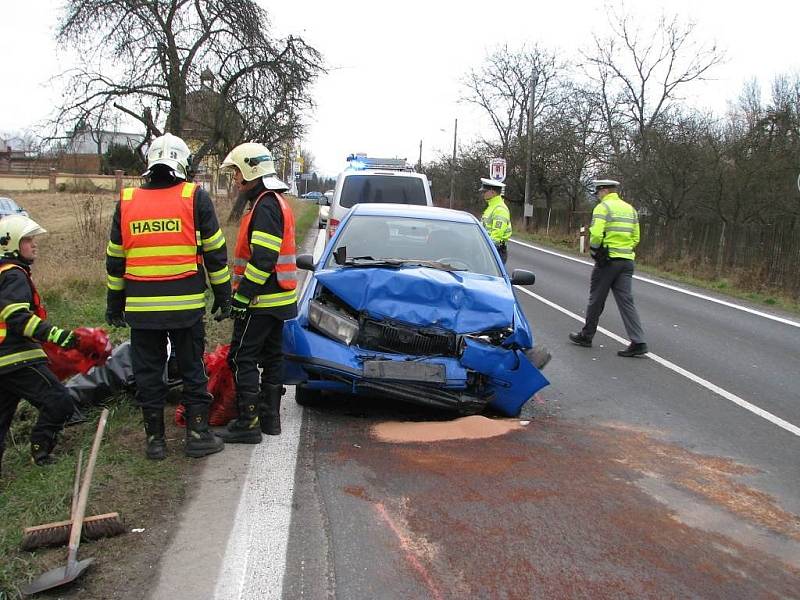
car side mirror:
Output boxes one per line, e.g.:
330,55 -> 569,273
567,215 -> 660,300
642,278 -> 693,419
296,254 -> 315,271
319,196 -> 329,206
510,269 -> 535,286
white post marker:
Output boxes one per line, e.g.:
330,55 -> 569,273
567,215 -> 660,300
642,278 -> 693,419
579,226 -> 586,254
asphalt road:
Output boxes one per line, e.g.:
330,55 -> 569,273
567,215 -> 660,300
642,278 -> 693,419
152,233 -> 800,599
277,238 -> 800,599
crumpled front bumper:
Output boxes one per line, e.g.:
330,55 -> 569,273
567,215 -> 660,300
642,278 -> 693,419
283,323 -> 548,416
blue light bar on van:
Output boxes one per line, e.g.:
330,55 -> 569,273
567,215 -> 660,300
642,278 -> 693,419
345,155 -> 411,171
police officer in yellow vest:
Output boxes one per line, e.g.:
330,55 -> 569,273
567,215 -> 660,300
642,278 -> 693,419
105,133 -> 231,459
569,179 -> 648,357
0,215 -> 80,473
479,178 -> 512,263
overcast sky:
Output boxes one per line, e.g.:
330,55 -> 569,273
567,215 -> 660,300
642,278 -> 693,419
1,0 -> 798,176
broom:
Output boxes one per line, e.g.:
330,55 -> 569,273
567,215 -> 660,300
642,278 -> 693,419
20,444 -> 126,551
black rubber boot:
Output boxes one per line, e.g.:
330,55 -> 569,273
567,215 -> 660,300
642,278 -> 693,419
30,439 -> 56,466
219,393 -> 262,444
143,408 -> 167,460
259,384 -> 283,436
184,405 -> 224,458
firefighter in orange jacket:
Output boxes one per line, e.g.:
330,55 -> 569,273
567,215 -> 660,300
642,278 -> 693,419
105,133 -> 231,460
0,215 -> 80,474
218,143 -> 297,443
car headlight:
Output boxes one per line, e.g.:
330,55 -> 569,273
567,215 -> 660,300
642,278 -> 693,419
308,300 -> 360,345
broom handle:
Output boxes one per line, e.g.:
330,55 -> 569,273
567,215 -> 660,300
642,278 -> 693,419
70,449 -> 83,520
67,408 -> 109,567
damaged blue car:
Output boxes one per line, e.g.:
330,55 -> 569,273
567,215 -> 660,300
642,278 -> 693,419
282,203 -> 549,416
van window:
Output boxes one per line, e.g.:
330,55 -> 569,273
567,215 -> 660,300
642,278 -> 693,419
339,175 -> 427,208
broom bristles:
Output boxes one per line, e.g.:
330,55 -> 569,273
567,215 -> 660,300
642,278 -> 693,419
20,512 -> 126,551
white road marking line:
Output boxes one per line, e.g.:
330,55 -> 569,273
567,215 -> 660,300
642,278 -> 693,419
214,232 -> 321,599
212,397 -> 303,600
509,238 -> 800,329
516,286 -> 800,438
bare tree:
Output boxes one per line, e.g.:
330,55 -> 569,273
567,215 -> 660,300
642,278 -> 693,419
584,7 -> 723,158
55,0 -> 324,165
462,44 -> 562,158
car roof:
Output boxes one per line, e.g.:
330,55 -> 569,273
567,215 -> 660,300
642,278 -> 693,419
348,202 -> 477,223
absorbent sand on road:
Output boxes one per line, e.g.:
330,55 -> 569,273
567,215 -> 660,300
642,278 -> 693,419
372,415 -> 525,443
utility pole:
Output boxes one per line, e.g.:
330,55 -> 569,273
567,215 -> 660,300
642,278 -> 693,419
449,118 -> 458,209
523,67 -> 537,230
418,139 -> 422,171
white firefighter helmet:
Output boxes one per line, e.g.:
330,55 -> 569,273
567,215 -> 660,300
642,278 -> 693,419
478,177 -> 505,192
220,142 -> 289,191
0,214 -> 47,258
145,133 -> 192,180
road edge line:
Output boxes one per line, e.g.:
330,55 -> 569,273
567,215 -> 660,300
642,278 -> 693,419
515,285 -> 800,438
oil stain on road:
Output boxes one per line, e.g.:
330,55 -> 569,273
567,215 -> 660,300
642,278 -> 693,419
323,414 -> 800,599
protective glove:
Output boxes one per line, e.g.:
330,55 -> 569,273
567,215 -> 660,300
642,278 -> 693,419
213,302 -> 232,322
105,310 -> 128,328
230,295 -> 249,320
48,327 -> 80,349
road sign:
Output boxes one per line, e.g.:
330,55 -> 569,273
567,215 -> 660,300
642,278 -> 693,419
489,158 -> 506,182
300,173 -> 313,180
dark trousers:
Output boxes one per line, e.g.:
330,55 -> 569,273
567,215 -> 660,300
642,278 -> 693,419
496,242 -> 508,264
130,320 -> 212,411
0,363 -> 74,459
581,259 -> 645,344
228,313 -> 284,396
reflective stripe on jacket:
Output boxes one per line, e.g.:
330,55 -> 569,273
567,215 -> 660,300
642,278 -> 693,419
233,191 -> 298,310
481,195 -> 512,244
119,182 -> 200,281
589,192 -> 640,260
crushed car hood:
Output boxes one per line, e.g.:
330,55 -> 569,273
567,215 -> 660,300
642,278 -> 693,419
315,267 -> 514,332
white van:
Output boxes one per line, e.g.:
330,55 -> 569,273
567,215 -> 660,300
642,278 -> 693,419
322,156 -> 432,239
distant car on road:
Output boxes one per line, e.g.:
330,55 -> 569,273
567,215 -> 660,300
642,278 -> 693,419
283,203 -> 549,416
301,191 -> 324,201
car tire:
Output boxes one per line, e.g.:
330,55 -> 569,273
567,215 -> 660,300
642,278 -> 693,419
295,383 -> 323,407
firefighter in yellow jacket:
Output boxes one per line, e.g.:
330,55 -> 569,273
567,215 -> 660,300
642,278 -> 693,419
105,133 -> 231,459
0,215 -> 80,474
569,179 -> 648,357
218,143 -> 297,444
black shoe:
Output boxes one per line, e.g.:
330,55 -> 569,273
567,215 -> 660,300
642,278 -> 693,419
259,384 -> 283,436
184,406 -> 224,458
219,394 -> 262,444
569,332 -> 592,347
618,343 -> 648,357
143,408 -> 167,460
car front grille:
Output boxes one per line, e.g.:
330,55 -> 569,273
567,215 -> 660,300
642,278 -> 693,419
358,318 -> 458,357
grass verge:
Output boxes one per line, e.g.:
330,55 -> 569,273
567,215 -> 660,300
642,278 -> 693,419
514,230 -> 800,316
0,194 -> 319,599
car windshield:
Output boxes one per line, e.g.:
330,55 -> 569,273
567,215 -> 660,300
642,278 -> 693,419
326,215 -> 502,277
339,175 -> 427,208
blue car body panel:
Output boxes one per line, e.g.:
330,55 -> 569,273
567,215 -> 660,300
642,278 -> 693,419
282,204 -> 549,416
313,267 -> 515,332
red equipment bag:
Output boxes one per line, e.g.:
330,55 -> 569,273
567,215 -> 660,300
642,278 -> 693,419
44,327 -> 113,381
175,344 -> 237,427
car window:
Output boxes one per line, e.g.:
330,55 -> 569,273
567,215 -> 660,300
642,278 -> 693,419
326,215 -> 502,277
339,175 -> 427,208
